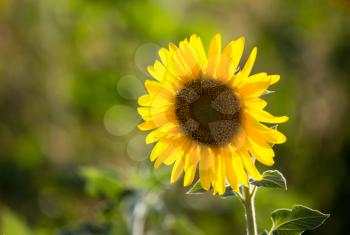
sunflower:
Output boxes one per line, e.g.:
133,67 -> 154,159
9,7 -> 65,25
137,34 -> 288,195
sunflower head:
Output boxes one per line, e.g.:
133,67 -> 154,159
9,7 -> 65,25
137,34 -> 288,195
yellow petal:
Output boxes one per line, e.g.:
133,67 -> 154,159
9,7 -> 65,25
183,144 -> 199,186
199,146 -> 213,190
229,147 -> 248,186
238,80 -> 271,99
163,138 -> 190,165
269,75 -> 280,85
238,73 -> 268,88
166,42 -> 195,79
231,71 -> 243,87
214,155 -> 226,195
144,80 -> 175,98
145,123 -> 178,144
240,151 -> 262,180
183,162 -> 197,187
179,39 -> 201,77
217,37 -> 245,82
154,143 -> 178,168
183,143 -> 200,169
245,98 -> 268,109
150,141 -> 168,161
155,138 -> 188,168
137,108 -> 175,130
138,94 -> 171,107
149,56 -> 183,88
232,128 -> 248,150
138,120 -> 161,131
240,47 -> 257,80
205,33 -> 222,78
148,60 -> 179,86
230,37 -> 245,72
223,148 -> 239,191
243,113 -> 287,144
189,34 -> 207,68
137,106 -> 172,121
211,155 -> 219,195
171,157 -> 185,183
247,109 -> 289,124
246,137 -> 275,166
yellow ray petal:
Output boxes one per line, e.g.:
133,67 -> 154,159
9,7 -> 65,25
223,148 -> 239,191
238,72 -> 268,88
148,61 -> 165,82
163,138 -> 190,165
183,144 -> 199,186
138,94 -> 172,107
138,121 -> 158,131
232,128 -> 248,150
229,147 -> 248,186
137,107 -> 175,130
230,37 -> 245,72
237,80 -> 271,99
214,155 -> 226,195
178,39 -> 201,77
155,138 -> 188,168
138,119 -> 171,131
231,71 -> 243,87
240,47 -> 257,80
189,34 -> 207,68
158,45 -> 175,67
269,75 -> 280,85
205,34 -> 222,78
150,141 -> 168,162
154,142 -> 178,168
174,41 -> 193,73
199,146 -> 213,190
137,106 -> 173,120
217,37 -> 245,82
165,42 -> 195,80
144,80 -> 175,98
211,155 -> 219,195
246,137 -> 275,166
243,113 -> 287,144
183,142 -> 200,169
240,150 -> 262,180
147,60 -> 180,87
145,123 -> 178,144
184,162 -> 197,187
171,156 -> 185,183
245,98 -> 268,109
247,108 -> 289,124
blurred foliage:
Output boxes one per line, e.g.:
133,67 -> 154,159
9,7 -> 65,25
0,0 -> 349,234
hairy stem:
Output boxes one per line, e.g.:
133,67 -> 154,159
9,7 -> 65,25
243,186 -> 258,235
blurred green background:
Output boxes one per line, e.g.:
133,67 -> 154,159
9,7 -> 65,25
0,0 -> 349,234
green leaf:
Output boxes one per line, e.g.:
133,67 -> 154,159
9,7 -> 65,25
268,205 -> 330,235
186,180 -> 236,198
250,170 -> 287,189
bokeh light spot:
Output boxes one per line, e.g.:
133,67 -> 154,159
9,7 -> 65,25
116,75 -> 145,100
127,134 -> 152,161
104,105 -> 140,136
134,43 -> 160,75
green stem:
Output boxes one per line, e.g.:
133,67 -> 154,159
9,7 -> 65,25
243,186 -> 258,235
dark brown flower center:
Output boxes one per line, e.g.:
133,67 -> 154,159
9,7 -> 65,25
175,78 -> 241,146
